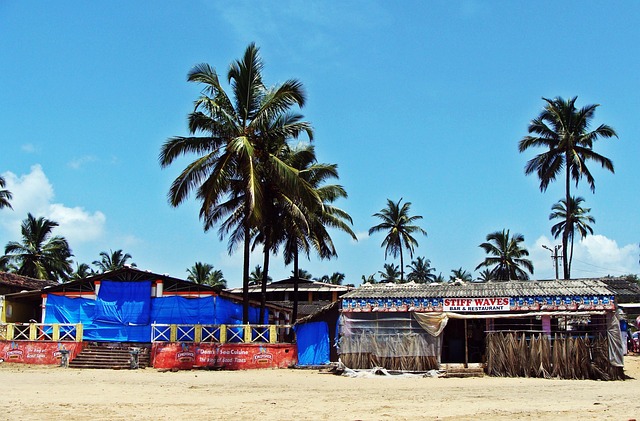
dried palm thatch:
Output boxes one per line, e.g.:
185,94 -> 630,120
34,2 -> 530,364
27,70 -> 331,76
486,332 -> 623,380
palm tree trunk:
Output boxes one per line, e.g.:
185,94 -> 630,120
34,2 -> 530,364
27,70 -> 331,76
563,157 -> 571,280
399,247 -> 404,283
259,232 -> 270,324
242,212 -> 251,324
292,250 -> 299,323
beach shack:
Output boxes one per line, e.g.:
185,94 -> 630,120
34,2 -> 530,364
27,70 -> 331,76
1,267 -> 296,369
339,279 -> 624,380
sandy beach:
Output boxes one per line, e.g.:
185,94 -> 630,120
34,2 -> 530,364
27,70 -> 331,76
1,356 -> 639,421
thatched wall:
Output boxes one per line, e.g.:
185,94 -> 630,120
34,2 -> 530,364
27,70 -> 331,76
486,332 -> 624,380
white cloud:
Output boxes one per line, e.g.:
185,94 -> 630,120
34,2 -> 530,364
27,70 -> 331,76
67,155 -> 97,170
531,235 -> 639,279
0,165 -> 106,244
21,143 -> 38,154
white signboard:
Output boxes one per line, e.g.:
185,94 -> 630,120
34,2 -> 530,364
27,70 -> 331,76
443,297 -> 510,312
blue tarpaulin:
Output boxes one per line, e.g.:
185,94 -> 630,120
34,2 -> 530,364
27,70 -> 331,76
43,284 -> 268,343
294,321 -> 330,366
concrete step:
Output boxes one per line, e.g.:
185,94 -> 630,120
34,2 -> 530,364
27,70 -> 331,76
69,343 -> 151,369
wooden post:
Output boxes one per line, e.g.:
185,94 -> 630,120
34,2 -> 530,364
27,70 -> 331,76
243,325 -> 252,343
52,324 -> 60,341
6,324 -> 14,340
76,324 -> 83,342
269,325 -> 277,344
170,324 -> 177,342
29,323 -> 37,341
464,319 -> 469,368
219,325 -> 227,344
194,324 -> 202,343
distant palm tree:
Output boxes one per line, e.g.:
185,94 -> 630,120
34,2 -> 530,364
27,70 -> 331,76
406,256 -> 436,283
475,229 -> 534,281
320,272 -> 345,285
476,269 -> 495,283
549,196 -> 595,277
378,263 -> 401,283
249,265 -> 271,285
72,263 -> 94,280
0,176 -> 12,210
92,249 -> 135,273
434,273 -> 446,283
186,262 -> 227,290
519,96 -> 617,279
293,268 -> 313,281
449,267 -> 473,282
3,213 -> 73,281
361,274 -> 377,284
369,198 -> 427,282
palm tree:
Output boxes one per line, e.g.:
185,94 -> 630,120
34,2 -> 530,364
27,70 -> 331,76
92,249 -> 136,273
549,196 -> 595,276
2,213 -> 73,281
378,263 -> 401,283
361,274 -> 377,284
369,198 -> 427,283
159,44 -> 315,324
449,268 -> 473,282
249,265 -> 271,286
476,269 -> 495,283
276,144 -> 356,321
434,273 -> 446,283
406,256 -> 436,283
186,262 -> 227,290
519,96 -> 617,279
320,272 -> 345,285
475,229 -> 534,281
0,175 -> 12,210
72,263 -> 94,280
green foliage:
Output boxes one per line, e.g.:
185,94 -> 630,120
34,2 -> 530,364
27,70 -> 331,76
475,229 -> 534,281
0,175 -> 12,210
378,263 -> 401,283
449,267 -> 473,282
406,256 -> 436,283
186,262 -> 227,290
92,249 -> 136,273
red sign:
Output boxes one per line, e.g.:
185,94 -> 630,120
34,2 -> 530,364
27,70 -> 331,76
0,341 -> 85,365
152,343 -> 297,370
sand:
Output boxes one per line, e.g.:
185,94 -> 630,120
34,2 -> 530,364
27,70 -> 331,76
1,357 -> 639,420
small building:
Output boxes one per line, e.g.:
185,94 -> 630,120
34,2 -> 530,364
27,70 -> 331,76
338,279 -> 624,380
227,277 -> 353,321
0,272 -> 57,323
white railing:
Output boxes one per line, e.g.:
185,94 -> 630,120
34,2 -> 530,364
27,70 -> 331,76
150,324 -> 292,344
0,323 -> 83,342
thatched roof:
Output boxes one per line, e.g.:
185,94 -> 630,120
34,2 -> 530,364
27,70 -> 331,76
0,272 -> 58,292
343,279 -> 615,300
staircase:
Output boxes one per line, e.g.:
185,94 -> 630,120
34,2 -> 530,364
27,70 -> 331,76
69,343 -> 151,369
442,363 -> 485,378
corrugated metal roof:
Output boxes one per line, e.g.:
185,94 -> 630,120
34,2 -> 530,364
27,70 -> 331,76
342,279 -> 614,299
227,280 -> 352,294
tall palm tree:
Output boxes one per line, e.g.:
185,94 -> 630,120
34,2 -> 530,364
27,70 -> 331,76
369,198 -> 427,283
378,263 -> 400,283
186,262 -> 227,290
476,269 -> 495,283
519,96 -> 617,279
2,213 -> 73,282
249,265 -> 271,285
92,249 -> 136,273
549,196 -> 595,277
276,144 -> 356,321
475,229 -> 534,281
0,175 -> 12,210
406,256 -> 436,283
159,44 -> 316,323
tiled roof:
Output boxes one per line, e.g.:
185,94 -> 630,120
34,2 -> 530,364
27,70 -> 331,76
226,278 -> 353,294
0,272 -> 58,291
342,279 -> 615,299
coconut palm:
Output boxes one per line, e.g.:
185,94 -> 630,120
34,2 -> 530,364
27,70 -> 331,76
361,274 -> 377,284
449,267 -> 473,282
320,272 -> 345,285
275,144 -> 356,321
475,229 -> 534,281
72,263 -> 94,280
476,269 -> 495,283
369,198 -> 427,283
2,213 -> 73,282
549,196 -> 595,276
406,256 -> 436,283
0,175 -> 12,210
519,96 -> 617,279
378,263 -> 401,283
159,44 -> 315,323
249,265 -> 271,286
186,262 -> 227,290
92,249 -> 136,273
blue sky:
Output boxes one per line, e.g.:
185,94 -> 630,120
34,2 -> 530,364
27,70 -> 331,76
1,1 -> 639,287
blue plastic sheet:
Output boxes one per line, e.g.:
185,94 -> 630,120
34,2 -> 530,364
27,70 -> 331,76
294,321 -> 330,366
151,296 -> 215,325
95,280 -> 151,325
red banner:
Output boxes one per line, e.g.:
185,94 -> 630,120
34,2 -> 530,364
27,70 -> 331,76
0,341 -> 85,365
151,343 -> 297,370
